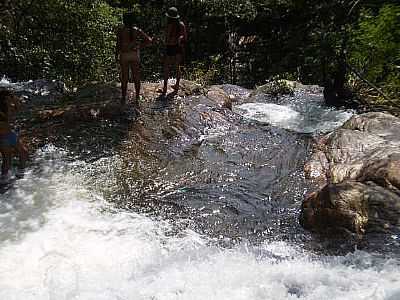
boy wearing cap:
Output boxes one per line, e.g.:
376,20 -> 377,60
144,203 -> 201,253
162,7 -> 187,95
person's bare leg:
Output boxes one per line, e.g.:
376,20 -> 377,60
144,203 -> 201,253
163,65 -> 169,95
132,61 -> 141,106
163,56 -> 173,95
1,149 -> 11,176
16,141 -> 27,170
120,62 -> 129,106
172,55 -> 182,92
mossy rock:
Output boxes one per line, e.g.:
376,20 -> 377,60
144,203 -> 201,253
251,80 -> 295,97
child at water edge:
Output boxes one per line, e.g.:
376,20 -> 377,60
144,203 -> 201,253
0,89 -> 28,181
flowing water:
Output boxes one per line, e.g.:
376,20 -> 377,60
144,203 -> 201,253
1,77 -> 400,299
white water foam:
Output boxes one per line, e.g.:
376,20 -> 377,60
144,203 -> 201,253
0,77 -> 67,100
236,97 -> 353,134
1,149 -> 400,300
0,75 -> 12,86
237,103 -> 300,129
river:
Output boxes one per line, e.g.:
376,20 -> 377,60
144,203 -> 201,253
0,78 -> 399,299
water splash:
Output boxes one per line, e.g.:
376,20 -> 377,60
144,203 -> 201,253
236,89 -> 353,134
0,80 -> 397,299
0,149 -> 399,299
0,77 -> 67,102
0,75 -> 11,86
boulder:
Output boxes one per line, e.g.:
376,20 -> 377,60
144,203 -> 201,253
301,112 -> 400,235
206,86 -> 232,110
250,80 -> 295,98
300,182 -> 369,235
300,181 -> 400,235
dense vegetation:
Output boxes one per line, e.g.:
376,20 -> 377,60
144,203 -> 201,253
1,0 -> 399,106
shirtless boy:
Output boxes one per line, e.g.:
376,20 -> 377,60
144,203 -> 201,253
116,12 -> 152,106
162,7 -> 187,95
0,89 -> 28,181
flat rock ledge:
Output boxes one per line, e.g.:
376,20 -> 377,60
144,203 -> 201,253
301,112 -> 400,236
17,80 -> 233,151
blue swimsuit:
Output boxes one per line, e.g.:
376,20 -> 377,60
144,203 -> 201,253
0,131 -> 18,147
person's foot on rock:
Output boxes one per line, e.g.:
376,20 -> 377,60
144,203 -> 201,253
172,84 -> 179,92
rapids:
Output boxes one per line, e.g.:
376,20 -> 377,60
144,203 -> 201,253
0,78 -> 399,299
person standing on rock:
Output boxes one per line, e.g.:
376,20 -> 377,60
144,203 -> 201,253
116,12 -> 152,107
161,7 -> 187,96
0,89 -> 28,182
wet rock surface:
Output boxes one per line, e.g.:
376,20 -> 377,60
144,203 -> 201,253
2,78 -> 400,300
11,79 -> 314,244
16,80 -> 205,152
302,112 -> 400,236
5,78 -> 400,254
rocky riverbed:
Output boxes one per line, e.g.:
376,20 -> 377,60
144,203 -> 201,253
5,77 -> 400,245
1,77 -> 400,299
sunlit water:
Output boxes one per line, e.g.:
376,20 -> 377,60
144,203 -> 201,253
1,79 -> 399,299
1,76 -> 66,95
235,87 -> 353,134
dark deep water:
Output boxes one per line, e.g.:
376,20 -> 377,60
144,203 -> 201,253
0,77 -> 399,299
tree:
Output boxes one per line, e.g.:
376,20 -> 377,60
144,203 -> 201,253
349,4 -> 400,102
0,0 -> 119,83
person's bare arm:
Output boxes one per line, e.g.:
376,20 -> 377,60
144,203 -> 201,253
178,22 -> 187,46
137,28 -> 153,49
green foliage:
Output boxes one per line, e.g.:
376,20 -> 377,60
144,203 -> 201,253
0,0 -> 120,84
349,4 -> 400,101
183,55 -> 224,86
0,0 -> 399,112
200,0 -> 258,21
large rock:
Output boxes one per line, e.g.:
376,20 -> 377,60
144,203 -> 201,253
300,181 -> 400,235
301,112 -> 400,235
206,86 -> 233,110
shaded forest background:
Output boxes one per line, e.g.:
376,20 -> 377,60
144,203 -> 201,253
1,0 -> 399,106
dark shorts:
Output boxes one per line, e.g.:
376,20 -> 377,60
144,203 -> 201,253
165,45 -> 183,57
0,131 -> 18,148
